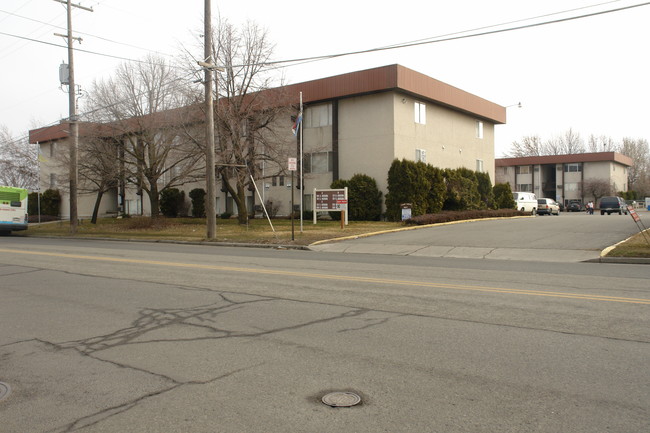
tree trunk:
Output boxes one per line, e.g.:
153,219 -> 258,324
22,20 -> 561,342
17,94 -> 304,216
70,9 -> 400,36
90,187 -> 105,224
148,182 -> 160,218
235,183 -> 248,224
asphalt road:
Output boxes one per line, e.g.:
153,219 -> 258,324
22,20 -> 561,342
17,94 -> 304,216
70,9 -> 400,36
0,229 -> 649,432
311,210 -> 650,262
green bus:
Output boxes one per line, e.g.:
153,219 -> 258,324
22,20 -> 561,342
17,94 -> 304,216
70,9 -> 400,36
0,186 -> 28,235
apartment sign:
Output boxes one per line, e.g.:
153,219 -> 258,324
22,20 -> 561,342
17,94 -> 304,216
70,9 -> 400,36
313,188 -> 348,225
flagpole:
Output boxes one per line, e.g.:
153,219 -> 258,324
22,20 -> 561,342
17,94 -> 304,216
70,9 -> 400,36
299,91 -> 303,232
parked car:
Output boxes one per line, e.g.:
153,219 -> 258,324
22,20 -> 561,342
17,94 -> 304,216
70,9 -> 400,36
599,196 -> 628,215
567,200 -> 583,212
537,198 -> 560,215
513,192 -> 537,215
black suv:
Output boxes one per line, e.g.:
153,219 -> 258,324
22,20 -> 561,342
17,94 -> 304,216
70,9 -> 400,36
599,196 -> 628,215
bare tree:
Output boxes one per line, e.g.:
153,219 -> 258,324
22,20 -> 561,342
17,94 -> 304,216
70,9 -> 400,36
184,18 -> 292,224
619,137 -> 650,196
78,135 -> 121,223
583,178 -> 613,204
504,135 -> 543,157
558,128 -> 585,155
82,55 -> 204,217
587,134 -> 617,153
0,125 -> 38,189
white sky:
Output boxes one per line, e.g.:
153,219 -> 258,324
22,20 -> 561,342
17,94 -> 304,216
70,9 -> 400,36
1,0 -> 648,157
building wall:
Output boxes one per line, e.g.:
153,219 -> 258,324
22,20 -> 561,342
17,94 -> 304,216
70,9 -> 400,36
36,138 -> 123,220
394,94 -> 495,182
496,157 -> 630,206
338,93 -> 396,195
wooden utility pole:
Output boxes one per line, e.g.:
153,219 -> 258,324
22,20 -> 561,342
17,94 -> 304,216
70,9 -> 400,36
54,0 -> 92,233
204,0 -> 217,239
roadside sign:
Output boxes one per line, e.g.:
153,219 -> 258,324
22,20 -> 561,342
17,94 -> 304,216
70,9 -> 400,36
288,157 -> 297,171
628,206 -> 640,223
313,188 -> 348,225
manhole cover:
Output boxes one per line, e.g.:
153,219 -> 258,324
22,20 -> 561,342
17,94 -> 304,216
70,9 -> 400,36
0,382 -> 11,402
321,391 -> 361,407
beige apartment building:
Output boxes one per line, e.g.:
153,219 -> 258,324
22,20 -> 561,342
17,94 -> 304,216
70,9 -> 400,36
495,152 -> 633,207
30,65 -> 506,218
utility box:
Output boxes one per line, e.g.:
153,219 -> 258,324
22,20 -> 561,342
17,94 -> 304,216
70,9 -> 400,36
401,203 -> 412,221
59,63 -> 70,85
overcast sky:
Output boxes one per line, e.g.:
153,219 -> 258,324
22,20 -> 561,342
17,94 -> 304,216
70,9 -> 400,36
1,0 -> 648,157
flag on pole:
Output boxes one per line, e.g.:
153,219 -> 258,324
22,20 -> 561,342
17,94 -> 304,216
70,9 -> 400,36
292,111 -> 303,135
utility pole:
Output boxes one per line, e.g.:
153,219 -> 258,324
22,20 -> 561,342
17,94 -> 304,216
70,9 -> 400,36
203,0 -> 217,239
54,0 -> 92,234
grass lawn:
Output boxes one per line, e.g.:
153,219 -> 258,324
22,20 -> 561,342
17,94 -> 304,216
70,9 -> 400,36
605,229 -> 650,258
24,216 -> 404,246
22,214 -> 650,257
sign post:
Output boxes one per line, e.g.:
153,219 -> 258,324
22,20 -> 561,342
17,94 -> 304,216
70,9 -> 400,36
288,158 -> 297,240
313,188 -> 348,226
627,205 -> 650,246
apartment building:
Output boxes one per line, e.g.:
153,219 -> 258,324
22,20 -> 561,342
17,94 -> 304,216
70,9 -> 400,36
495,152 -> 633,206
29,64 -> 506,218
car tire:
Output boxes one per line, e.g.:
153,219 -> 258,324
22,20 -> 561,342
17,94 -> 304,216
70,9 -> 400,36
601,211 -> 605,215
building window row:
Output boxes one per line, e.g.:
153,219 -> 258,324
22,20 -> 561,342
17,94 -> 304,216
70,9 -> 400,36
304,151 -> 334,174
415,148 -> 427,163
304,103 -> 332,128
414,101 -> 426,124
515,165 -> 531,174
516,184 -> 532,192
271,176 -> 285,187
564,163 -> 582,172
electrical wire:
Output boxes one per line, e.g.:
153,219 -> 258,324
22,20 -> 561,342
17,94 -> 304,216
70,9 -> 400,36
264,1 -> 650,68
0,8 -> 175,58
2,0 -> 650,142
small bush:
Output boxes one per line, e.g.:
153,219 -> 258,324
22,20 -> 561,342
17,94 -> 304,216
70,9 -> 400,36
160,188 -> 185,218
40,189 -> 62,217
189,188 -> 206,218
220,212 -> 232,219
493,183 -> 516,209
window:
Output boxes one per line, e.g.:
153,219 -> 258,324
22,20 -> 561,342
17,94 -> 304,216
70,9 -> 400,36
565,182 -> 579,191
304,194 -> 313,211
279,176 -> 285,187
415,148 -> 427,163
49,142 -> 56,157
515,184 -> 532,192
515,166 -> 531,174
476,121 -> 484,139
476,159 -> 484,172
304,104 -> 332,128
414,102 -> 426,124
564,163 -> 582,172
304,152 -> 333,174
272,176 -> 277,187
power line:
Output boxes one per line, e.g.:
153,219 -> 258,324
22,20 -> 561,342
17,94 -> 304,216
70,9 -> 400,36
265,1 -> 650,68
0,8 -> 175,58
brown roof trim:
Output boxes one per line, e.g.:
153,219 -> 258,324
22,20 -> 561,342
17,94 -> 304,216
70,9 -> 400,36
29,123 -> 71,144
278,64 -> 505,124
29,64 -> 505,143
495,152 -> 634,167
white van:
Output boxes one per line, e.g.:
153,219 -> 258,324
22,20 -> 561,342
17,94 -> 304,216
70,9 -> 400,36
513,192 -> 537,214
